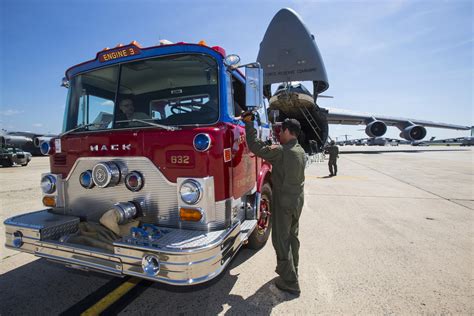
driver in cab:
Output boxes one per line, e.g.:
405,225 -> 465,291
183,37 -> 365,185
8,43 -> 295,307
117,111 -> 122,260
117,98 -> 150,126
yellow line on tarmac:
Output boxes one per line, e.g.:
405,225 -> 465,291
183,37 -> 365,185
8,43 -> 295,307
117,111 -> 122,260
81,277 -> 141,316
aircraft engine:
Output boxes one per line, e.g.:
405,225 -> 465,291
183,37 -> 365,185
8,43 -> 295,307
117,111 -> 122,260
34,136 -> 53,147
0,135 -> 32,146
365,120 -> 387,138
399,125 -> 427,141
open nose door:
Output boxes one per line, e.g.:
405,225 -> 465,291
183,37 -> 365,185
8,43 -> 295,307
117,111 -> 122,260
257,8 -> 329,98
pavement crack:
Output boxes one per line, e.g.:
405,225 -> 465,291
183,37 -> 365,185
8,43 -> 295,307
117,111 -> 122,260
2,252 -> 21,260
0,187 -> 36,194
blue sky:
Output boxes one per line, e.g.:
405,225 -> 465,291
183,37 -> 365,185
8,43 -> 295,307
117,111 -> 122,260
0,0 -> 472,140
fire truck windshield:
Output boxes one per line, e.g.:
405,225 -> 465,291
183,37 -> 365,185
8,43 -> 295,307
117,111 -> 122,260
62,54 -> 219,133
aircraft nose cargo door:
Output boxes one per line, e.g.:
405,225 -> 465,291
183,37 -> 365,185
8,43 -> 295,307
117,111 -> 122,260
257,8 -> 329,93
257,8 -> 330,151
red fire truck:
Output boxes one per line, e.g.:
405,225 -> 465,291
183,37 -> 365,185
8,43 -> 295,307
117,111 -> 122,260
4,41 -> 275,285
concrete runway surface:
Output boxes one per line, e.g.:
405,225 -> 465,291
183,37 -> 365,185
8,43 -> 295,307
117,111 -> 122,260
0,147 -> 472,315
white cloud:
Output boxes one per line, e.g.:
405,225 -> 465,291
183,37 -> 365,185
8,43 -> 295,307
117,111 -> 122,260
0,109 -> 24,116
33,123 -> 43,127
101,100 -> 114,106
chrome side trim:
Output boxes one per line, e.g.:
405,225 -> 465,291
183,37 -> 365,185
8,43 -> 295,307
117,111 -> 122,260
37,250 -> 122,275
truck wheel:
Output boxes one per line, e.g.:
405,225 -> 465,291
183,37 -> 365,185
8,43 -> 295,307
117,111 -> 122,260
247,183 -> 272,249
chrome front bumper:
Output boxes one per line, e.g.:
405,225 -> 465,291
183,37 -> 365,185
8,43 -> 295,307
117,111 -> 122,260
4,210 -> 255,285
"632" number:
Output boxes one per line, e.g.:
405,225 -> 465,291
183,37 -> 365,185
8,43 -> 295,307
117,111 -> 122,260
170,155 -> 190,164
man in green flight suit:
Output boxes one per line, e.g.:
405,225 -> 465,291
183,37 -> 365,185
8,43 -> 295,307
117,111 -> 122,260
242,112 -> 305,295
326,140 -> 339,176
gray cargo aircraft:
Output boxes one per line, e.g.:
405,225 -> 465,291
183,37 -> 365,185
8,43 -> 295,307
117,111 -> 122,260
257,8 -> 471,153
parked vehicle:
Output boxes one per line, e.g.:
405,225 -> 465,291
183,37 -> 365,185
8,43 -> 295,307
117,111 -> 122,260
461,136 -> 474,146
0,146 -> 32,167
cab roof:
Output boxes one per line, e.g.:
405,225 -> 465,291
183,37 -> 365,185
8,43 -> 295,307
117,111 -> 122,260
66,42 -> 227,79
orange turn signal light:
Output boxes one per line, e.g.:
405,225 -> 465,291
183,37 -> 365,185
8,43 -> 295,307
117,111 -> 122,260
179,208 -> 203,222
129,40 -> 142,48
198,40 -> 207,46
42,196 -> 56,207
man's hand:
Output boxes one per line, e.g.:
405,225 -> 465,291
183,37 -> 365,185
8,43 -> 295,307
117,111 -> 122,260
240,111 -> 254,123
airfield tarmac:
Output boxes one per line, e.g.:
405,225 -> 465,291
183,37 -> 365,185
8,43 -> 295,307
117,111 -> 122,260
0,146 -> 472,315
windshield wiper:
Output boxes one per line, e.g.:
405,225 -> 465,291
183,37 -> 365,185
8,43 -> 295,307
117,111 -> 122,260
116,119 -> 180,131
60,123 -> 101,137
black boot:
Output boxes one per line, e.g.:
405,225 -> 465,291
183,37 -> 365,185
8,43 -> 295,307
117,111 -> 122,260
275,277 -> 301,295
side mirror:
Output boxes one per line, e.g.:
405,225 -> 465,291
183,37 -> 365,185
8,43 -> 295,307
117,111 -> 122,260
61,77 -> 70,88
245,67 -> 263,109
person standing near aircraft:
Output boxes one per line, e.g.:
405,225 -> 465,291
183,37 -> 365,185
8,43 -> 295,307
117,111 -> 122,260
242,112 -> 305,295
326,140 -> 339,176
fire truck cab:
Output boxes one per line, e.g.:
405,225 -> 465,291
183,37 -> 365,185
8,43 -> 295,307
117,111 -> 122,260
4,41 -> 274,285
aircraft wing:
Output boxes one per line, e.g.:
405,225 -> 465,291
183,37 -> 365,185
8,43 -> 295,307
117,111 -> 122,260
327,108 -> 471,130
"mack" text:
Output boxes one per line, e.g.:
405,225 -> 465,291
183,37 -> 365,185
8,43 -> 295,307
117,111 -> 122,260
90,144 -> 132,151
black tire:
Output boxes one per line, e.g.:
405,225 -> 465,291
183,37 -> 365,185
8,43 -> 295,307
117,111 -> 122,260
2,158 -> 13,167
247,183 -> 272,249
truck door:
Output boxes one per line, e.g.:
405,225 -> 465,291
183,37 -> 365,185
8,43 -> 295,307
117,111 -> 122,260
227,72 -> 256,199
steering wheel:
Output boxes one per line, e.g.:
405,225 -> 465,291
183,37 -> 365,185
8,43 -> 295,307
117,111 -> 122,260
171,105 -> 192,114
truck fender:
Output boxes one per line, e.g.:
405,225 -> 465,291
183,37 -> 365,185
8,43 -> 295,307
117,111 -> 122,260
257,161 -> 272,192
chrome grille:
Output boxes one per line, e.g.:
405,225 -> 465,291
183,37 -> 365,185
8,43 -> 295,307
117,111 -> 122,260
62,157 -> 229,230
64,157 -> 177,225
54,154 -> 67,165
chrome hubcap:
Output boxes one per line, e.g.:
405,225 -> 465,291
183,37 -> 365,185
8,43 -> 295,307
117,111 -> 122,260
257,199 -> 271,234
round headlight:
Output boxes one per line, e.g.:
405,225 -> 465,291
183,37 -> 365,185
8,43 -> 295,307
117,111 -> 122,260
142,254 -> 160,276
193,133 -> 211,152
92,162 -> 121,188
125,171 -> 144,192
40,141 -> 51,155
179,180 -> 202,204
79,170 -> 94,189
13,231 -> 23,248
41,175 -> 56,194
